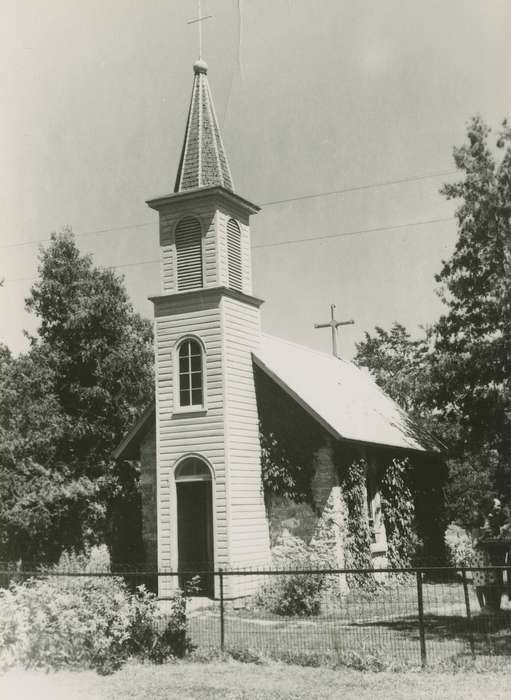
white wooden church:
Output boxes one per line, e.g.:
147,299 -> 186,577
114,58 -> 438,597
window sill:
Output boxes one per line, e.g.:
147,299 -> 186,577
172,407 -> 208,418
370,542 -> 387,556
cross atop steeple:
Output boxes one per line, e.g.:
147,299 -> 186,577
187,0 -> 212,61
314,304 -> 354,358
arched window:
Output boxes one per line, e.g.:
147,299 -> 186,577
175,217 -> 203,291
178,339 -> 204,408
175,457 -> 212,482
227,218 -> 242,292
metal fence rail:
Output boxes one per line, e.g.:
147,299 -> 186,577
1,564 -> 511,667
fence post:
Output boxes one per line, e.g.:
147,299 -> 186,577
461,567 -> 476,659
219,568 -> 225,652
416,569 -> 427,667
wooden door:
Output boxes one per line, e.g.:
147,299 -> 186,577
177,481 -> 213,596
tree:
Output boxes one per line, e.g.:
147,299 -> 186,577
355,116 -> 511,527
0,231 -> 154,562
433,116 -> 511,497
354,322 -> 431,414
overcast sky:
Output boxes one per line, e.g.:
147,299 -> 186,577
1,0 -> 510,358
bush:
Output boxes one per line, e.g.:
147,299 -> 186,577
127,585 -> 194,663
444,522 -> 474,568
0,574 -> 193,674
256,570 -> 324,616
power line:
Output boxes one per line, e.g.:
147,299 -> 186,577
3,214 -> 453,284
0,168 -> 456,252
260,169 -> 457,207
252,216 -> 453,250
4,258 -> 162,285
0,222 -> 155,251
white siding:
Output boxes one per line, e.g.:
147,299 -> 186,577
222,296 -> 270,572
153,192 -> 264,597
154,293 -> 228,574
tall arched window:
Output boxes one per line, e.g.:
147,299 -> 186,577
227,218 -> 242,292
175,217 -> 203,291
178,339 -> 204,408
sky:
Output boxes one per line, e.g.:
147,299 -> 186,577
1,0 -> 510,360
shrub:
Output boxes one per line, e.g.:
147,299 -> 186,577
127,585 -> 195,663
444,522 -> 474,568
0,575 -> 193,674
0,575 -> 131,674
256,570 -> 324,616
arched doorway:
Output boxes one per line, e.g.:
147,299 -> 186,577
175,457 -> 214,597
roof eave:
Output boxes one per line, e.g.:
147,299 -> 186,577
146,185 -> 260,215
252,354 -> 437,455
113,404 -> 155,461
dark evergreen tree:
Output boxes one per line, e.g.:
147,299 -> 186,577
0,231 -> 153,562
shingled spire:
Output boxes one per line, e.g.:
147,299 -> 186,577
174,60 -> 234,193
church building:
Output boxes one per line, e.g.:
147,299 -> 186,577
114,59 -> 440,598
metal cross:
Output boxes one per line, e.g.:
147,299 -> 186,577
187,0 -> 212,60
314,304 -> 354,358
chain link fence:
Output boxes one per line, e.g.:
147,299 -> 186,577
2,564 -> 511,667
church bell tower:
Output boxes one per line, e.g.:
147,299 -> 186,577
147,59 -> 271,595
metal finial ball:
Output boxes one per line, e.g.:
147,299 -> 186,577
193,59 -> 208,74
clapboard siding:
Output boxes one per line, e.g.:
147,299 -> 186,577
154,293 -> 229,573
222,295 -> 270,569
151,189 -> 265,593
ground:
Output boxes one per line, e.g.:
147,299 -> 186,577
1,661 -> 510,699
184,581 -> 511,665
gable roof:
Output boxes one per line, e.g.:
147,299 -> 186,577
253,334 -> 439,453
114,333 -> 440,460
113,403 -> 155,461
174,60 -> 234,193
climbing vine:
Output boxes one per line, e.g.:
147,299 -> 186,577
259,427 -> 312,503
256,366 -> 324,505
338,458 -> 376,590
256,366 -> 426,577
380,457 -> 421,567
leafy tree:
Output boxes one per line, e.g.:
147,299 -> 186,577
354,322 -> 431,414
0,231 -> 153,562
433,116 -> 511,498
355,116 -> 511,528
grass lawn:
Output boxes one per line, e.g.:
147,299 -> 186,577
1,660 -> 511,699
187,582 -> 511,666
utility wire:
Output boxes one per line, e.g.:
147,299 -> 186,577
260,169 -> 457,207
252,216 -> 453,249
3,214 -> 453,284
0,168 -> 456,252
0,222 -> 154,251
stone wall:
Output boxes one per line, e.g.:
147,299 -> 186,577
268,440 -> 348,579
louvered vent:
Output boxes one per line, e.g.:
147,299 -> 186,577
175,217 -> 203,291
227,218 -> 242,292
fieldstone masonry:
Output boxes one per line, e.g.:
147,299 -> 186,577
267,440 -> 350,591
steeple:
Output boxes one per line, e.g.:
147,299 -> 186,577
174,60 -> 234,193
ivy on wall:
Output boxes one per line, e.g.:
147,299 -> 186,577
380,457 -> 420,568
256,366 -> 435,573
337,456 -> 376,589
256,366 -> 325,506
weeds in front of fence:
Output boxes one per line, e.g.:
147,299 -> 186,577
1,564 -> 511,672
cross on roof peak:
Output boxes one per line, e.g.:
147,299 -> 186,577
314,304 -> 354,358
